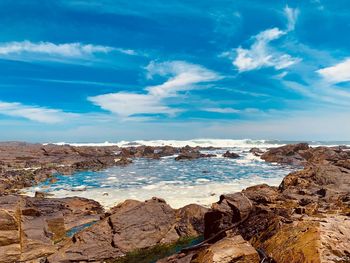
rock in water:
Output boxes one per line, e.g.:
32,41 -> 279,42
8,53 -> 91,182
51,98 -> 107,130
175,152 -> 216,161
222,150 -> 240,159
261,143 -> 310,165
249,147 -> 264,156
114,156 -> 133,166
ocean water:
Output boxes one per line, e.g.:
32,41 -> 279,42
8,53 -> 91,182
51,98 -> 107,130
26,139 -> 350,208
24,139 -> 307,208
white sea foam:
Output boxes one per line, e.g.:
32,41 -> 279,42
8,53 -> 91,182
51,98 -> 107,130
46,141 -> 119,147
115,139 -> 281,148
23,175 -> 284,209
47,139 -> 284,148
47,139 -> 350,148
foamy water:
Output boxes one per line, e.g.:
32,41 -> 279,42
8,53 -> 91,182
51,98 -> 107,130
48,138 -> 349,148
29,139 -> 350,208
23,146 -> 298,208
50,139 -> 282,148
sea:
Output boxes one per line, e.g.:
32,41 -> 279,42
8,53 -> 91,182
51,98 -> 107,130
23,139 -> 350,208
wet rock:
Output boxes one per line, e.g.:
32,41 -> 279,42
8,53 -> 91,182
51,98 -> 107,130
222,151 -> 240,159
249,147 -> 264,156
35,191 -> 53,198
114,156 -> 132,166
175,148 -> 216,161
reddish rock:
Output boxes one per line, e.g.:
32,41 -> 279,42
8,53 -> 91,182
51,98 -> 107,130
0,195 -> 103,263
175,148 -> 216,161
47,198 -> 208,262
261,143 -> 310,165
249,147 -> 264,156
222,151 -> 240,159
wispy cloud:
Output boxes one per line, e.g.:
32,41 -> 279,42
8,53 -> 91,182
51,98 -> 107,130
223,6 -> 300,72
0,41 -> 136,62
89,61 -> 221,119
0,101 -> 78,123
284,5 -> 299,31
145,61 -> 221,97
233,28 -> 299,72
88,92 -> 179,117
203,107 -> 240,114
317,58 -> 350,83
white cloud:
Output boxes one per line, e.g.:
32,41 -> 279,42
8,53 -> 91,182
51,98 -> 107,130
88,92 -> 179,117
284,6 -> 299,31
115,48 -> 138,56
233,28 -> 299,72
228,6 -> 300,72
0,41 -> 112,56
0,101 -> 77,123
89,61 -> 221,118
146,61 -> 221,97
204,107 -> 240,113
0,41 -> 136,62
317,58 -> 350,83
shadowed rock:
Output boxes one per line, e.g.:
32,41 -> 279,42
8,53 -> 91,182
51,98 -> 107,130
0,195 -> 103,262
222,151 -> 240,159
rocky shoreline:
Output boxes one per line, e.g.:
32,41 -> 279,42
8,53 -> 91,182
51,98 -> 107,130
0,142 -> 349,262
0,142 -> 200,194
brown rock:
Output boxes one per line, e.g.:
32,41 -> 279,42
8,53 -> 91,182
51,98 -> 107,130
175,150 -> 216,161
242,184 -> 279,205
47,198 -> 208,262
192,235 -> 260,263
204,193 -> 253,240
249,147 -> 264,156
261,143 -> 310,165
222,151 -> 240,159
175,204 -> 208,237
260,216 -> 350,263
114,156 -> 132,166
0,195 -> 104,263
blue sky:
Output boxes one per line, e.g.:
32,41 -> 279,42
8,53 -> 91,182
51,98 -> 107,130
1,0 -> 350,142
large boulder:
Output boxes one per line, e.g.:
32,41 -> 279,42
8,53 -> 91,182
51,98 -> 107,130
261,143 -> 310,165
204,193 -> 253,240
157,235 -> 260,263
192,235 -> 260,263
260,216 -> 350,263
0,195 -> 103,263
47,198 -> 208,262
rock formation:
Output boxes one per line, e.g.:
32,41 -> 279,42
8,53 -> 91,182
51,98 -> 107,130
46,198 -> 208,262
0,195 -> 208,263
1,142 -> 350,262
175,146 -> 216,161
159,144 -> 350,263
0,195 -> 103,262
